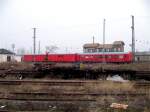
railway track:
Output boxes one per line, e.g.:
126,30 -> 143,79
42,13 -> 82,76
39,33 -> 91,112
1,67 -> 150,80
0,80 -> 149,111
0,92 -> 148,102
0,80 -> 90,86
0,97 -> 96,102
0,80 -> 150,87
8,92 -> 148,96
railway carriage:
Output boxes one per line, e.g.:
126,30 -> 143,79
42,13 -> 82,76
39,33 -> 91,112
79,52 -> 132,63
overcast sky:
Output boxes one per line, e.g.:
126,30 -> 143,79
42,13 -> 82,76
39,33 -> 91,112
0,0 -> 150,53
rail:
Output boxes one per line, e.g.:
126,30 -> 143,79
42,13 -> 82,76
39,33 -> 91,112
0,80 -> 150,86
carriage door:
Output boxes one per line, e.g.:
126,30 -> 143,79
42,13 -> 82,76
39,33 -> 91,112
58,55 -> 64,62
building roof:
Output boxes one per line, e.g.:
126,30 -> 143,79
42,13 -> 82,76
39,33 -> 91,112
0,48 -> 14,54
113,41 -> 125,45
83,43 -> 99,48
80,52 -> 129,55
83,41 -> 124,49
135,52 -> 150,56
98,44 -> 113,49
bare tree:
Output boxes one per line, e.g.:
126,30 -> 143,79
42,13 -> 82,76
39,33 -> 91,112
17,48 -> 26,55
45,45 -> 58,53
11,44 -> 15,53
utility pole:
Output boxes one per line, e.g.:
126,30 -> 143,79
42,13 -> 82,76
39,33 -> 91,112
92,36 -> 95,44
103,18 -> 106,63
33,28 -> 36,55
33,28 -> 36,62
38,41 -> 41,54
11,44 -> 15,53
131,15 -> 135,62
65,47 -> 68,53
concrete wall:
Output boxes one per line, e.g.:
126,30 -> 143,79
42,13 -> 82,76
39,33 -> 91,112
0,55 -> 7,62
135,55 -> 150,62
135,52 -> 150,62
0,54 -> 22,63
13,55 -> 22,62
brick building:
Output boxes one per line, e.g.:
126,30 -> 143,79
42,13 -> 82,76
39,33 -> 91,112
83,41 -> 125,53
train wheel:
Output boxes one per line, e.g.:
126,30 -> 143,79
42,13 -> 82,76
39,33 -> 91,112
122,73 -> 131,80
0,73 -> 7,78
16,74 -> 23,80
98,74 -> 107,80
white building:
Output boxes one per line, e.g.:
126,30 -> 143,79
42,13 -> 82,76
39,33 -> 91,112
0,48 -> 21,63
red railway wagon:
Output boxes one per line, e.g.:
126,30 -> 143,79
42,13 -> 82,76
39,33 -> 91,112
47,54 -> 78,62
23,54 -> 79,62
22,54 -> 46,62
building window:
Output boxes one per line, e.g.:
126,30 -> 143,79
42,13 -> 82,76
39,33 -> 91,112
98,48 -> 102,52
84,49 -> 88,53
114,48 -> 117,52
118,48 -> 121,52
94,49 -> 97,52
106,49 -> 109,52
109,49 -> 112,52
96,49 -> 99,52
102,49 -> 106,52
87,49 -> 90,53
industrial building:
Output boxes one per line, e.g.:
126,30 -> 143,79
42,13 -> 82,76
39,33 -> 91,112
83,41 -> 125,53
135,52 -> 150,62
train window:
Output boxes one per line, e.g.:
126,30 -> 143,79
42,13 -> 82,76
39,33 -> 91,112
108,55 -> 111,58
96,55 -> 103,58
119,55 -> 123,59
84,56 -> 93,58
85,56 -> 89,58
81,55 -> 84,58
105,55 -> 111,59
114,55 -> 119,58
58,55 -> 64,57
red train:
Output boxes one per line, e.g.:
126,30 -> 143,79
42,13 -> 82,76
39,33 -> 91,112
22,52 -> 133,63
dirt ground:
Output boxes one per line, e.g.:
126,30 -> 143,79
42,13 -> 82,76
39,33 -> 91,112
0,80 -> 149,112
0,62 -> 150,71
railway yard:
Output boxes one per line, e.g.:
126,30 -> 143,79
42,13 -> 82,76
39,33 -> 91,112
0,79 -> 150,112
1,0 -> 150,111
0,62 -> 149,112
0,62 -> 150,80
